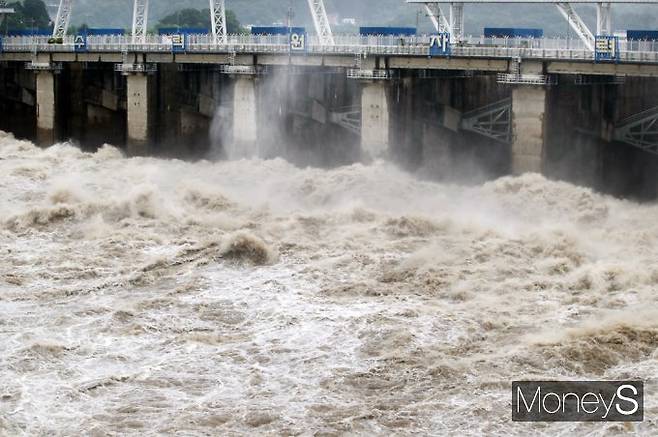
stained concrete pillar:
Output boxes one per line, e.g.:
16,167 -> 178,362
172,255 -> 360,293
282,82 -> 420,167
230,76 -> 258,158
126,74 -> 150,156
361,81 -> 390,158
36,71 -> 56,145
511,86 -> 547,174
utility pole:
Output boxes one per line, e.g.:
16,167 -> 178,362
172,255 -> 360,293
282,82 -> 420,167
287,0 -> 294,29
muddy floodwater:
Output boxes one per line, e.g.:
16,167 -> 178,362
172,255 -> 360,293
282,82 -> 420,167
0,130 -> 657,435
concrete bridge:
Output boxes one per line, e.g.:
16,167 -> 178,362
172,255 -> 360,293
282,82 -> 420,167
1,0 -> 658,197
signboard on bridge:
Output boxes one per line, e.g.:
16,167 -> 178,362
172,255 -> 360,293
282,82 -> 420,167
171,34 -> 186,53
74,34 -> 87,53
429,33 -> 451,57
289,28 -> 307,52
162,33 -> 186,53
595,35 -> 619,62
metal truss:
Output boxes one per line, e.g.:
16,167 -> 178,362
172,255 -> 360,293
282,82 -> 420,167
614,106 -> 658,155
408,1 -> 658,50
132,0 -> 149,44
210,0 -> 227,44
307,0 -> 335,46
329,105 -> 361,135
596,2 -> 612,34
52,0 -> 74,38
449,3 -> 464,42
460,97 -> 512,143
555,3 -> 594,51
423,2 -> 450,33
290,101 -> 361,135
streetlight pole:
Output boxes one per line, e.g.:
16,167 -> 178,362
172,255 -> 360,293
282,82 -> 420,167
287,0 -> 294,29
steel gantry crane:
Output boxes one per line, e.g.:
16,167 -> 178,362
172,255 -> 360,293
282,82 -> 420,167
554,2 -> 596,50
210,0 -> 227,44
133,0 -> 228,44
52,0 -> 74,39
131,0 -> 149,43
408,0 -> 658,51
50,0 -> 335,46
51,0 -> 228,44
423,3 -> 450,33
307,0 -> 335,46
415,2 -> 464,42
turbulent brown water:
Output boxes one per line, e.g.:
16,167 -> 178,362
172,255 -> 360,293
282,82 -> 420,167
1,130 -> 657,436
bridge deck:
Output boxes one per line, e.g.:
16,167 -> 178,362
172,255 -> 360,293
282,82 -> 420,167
2,34 -> 658,76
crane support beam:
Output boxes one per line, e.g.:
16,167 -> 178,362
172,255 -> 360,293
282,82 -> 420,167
132,0 -> 149,44
210,0 -> 227,44
424,3 -> 450,32
449,3 -> 465,42
555,3 -> 595,51
307,0 -> 335,46
411,0 -> 642,51
52,0 -> 74,38
615,106 -> 658,155
597,2 -> 612,34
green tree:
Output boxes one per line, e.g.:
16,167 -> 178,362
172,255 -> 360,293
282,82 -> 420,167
157,8 -> 243,34
5,0 -> 50,30
225,10 -> 242,34
69,23 -> 89,35
159,8 -> 206,28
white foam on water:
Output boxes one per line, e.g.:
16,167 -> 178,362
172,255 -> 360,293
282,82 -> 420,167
1,130 -> 657,435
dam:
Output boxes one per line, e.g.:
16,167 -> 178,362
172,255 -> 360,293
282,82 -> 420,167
2,1 -> 658,435
1,0 -> 658,197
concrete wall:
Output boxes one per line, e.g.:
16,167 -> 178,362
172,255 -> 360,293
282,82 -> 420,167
153,64 -> 219,158
545,76 -> 658,200
511,86 -> 547,174
1,60 -> 657,199
126,74 -> 151,156
36,71 -> 57,145
361,81 -> 390,159
249,67 -> 360,166
390,72 -> 510,181
0,62 -> 36,140
230,76 -> 258,158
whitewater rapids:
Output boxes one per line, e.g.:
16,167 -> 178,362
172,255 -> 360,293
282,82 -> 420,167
0,130 -> 657,436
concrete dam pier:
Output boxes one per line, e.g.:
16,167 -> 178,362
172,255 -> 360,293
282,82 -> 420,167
1,54 -> 658,198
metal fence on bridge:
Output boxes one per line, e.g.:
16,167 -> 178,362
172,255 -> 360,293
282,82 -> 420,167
2,34 -> 658,64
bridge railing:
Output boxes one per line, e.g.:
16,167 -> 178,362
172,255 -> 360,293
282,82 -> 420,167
3,34 -> 658,64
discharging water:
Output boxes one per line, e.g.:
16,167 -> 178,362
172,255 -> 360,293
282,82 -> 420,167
1,130 -> 657,435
